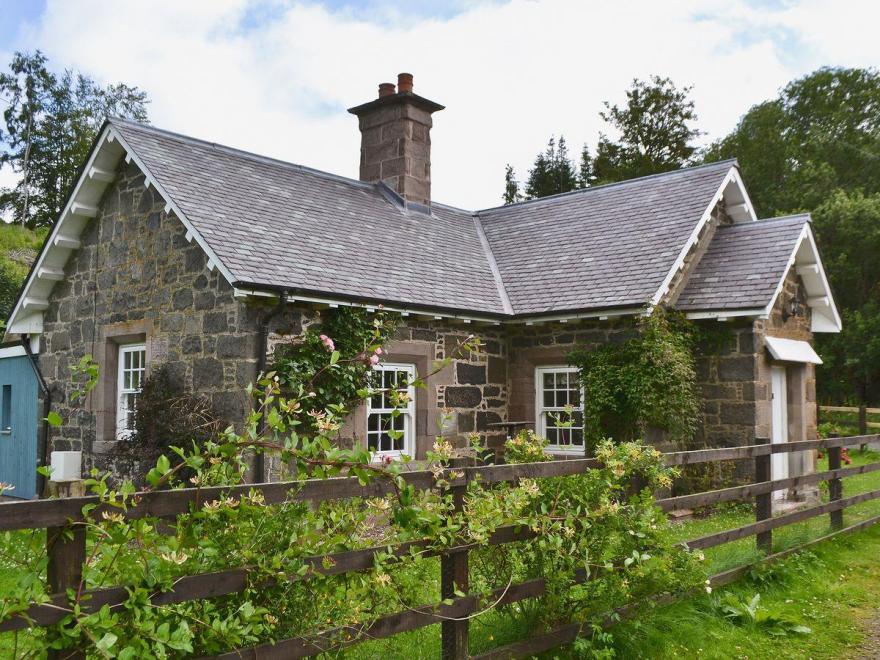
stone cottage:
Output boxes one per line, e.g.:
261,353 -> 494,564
6,73 -> 840,492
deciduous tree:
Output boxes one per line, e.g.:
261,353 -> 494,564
0,51 -> 149,228
592,76 -> 701,184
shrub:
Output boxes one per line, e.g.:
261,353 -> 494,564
569,306 -> 700,450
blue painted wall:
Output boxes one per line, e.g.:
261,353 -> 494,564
0,354 -> 39,499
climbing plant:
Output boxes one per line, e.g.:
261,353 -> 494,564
569,306 -> 700,449
272,307 -> 400,417
0,324 -> 704,657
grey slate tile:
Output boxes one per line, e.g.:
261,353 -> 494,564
109,119 -> 795,318
676,215 -> 808,310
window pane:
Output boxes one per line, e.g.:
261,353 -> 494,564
543,391 -> 554,408
557,371 -> 569,387
543,372 -> 554,389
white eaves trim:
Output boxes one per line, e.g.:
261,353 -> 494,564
651,166 -> 756,307
762,222 -> 841,333
684,221 -> 841,333
232,287 -> 646,326
107,126 -> 236,286
232,288 -> 504,324
7,123 -> 236,335
685,308 -> 766,321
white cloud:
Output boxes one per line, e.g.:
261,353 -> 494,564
10,0 -> 880,209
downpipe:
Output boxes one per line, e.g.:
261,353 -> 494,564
20,334 -> 51,498
253,290 -> 288,483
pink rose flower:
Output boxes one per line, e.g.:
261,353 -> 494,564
369,354 -> 380,365
374,347 -> 383,355
319,334 -> 335,351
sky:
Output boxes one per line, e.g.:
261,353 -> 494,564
0,0 -> 878,210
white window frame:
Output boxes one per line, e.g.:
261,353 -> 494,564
367,363 -> 416,461
116,343 -> 146,440
535,366 -> 585,454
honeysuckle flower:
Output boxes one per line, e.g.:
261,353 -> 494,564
161,550 -> 189,565
319,334 -> 335,351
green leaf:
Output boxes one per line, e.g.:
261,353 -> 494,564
330,350 -> 340,365
45,411 -> 62,427
96,632 -> 118,651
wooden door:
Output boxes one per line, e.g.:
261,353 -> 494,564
770,366 -> 789,501
0,355 -> 39,499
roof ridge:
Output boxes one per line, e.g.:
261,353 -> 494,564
476,158 -> 738,215
472,215 -> 514,314
108,116 -> 383,193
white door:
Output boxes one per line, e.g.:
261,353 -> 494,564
770,366 -> 789,500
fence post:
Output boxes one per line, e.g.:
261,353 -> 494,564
441,483 -> 469,660
47,479 -> 86,660
754,437 -> 772,553
859,405 -> 868,452
828,441 -> 843,531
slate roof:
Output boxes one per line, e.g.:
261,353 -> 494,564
478,161 -> 733,314
110,119 -> 506,314
676,215 -> 809,310
107,118 -> 774,318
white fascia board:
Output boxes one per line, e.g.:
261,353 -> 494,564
510,307 -> 645,325
685,308 -> 765,321
7,125 -> 118,334
232,288 -> 502,324
234,287 -> 644,325
107,126 -> 237,288
650,166 -> 756,307
761,223 -> 842,333
801,225 -> 841,332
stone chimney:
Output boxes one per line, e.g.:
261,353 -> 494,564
348,73 -> 444,207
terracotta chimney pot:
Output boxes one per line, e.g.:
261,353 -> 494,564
378,82 -> 396,98
397,73 -> 413,94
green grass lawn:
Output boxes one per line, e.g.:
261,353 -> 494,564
355,450 -> 880,659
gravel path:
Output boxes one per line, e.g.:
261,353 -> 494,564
856,614 -> 880,659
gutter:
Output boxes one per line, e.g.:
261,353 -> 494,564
253,290 -> 288,483
20,335 -> 51,498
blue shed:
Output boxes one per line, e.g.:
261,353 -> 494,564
0,343 -> 39,499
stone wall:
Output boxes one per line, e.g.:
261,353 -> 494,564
333,320 -> 509,458
39,161 -> 302,477
756,269 -> 817,500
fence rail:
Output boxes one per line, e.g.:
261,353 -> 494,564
1,433 -> 878,659
819,404 -> 880,432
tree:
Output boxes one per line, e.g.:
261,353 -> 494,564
592,76 -> 701,184
502,164 -> 521,205
578,144 -> 594,188
0,51 -> 149,228
811,191 -> 880,404
706,67 -> 880,404
705,67 -> 880,217
0,223 -> 44,330
524,136 -> 579,199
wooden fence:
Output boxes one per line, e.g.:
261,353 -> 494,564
819,404 -> 880,434
1,434 -> 879,659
